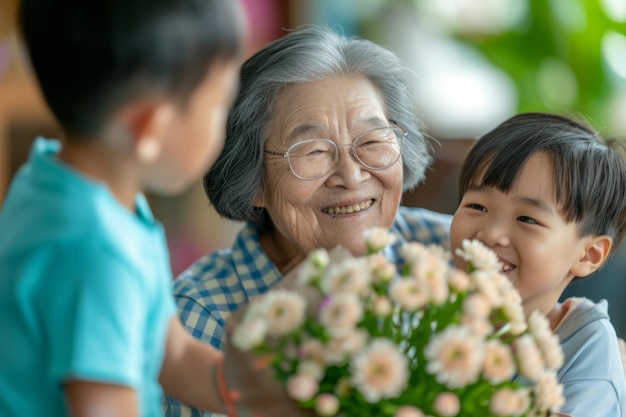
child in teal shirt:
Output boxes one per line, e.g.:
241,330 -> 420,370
0,0 -> 248,415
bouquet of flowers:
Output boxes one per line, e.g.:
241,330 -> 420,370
232,228 -> 565,417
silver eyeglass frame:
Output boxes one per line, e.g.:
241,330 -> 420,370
263,122 -> 407,180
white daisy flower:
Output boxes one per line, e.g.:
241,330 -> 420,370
260,288 -> 306,336
456,239 -> 502,272
363,227 -> 397,252
367,253 -> 397,284
514,334 -> 545,382
231,317 -> 267,351
319,294 -> 363,337
447,269 -> 470,292
315,393 -> 340,417
399,242 -> 430,265
393,406 -> 426,417
533,371 -> 565,412
433,392 -> 460,417
298,359 -> 325,382
425,326 -> 484,388
286,373 -> 319,402
390,278 -> 429,312
350,338 -> 409,402
482,339 -> 516,384
321,258 -> 370,296
490,388 -> 531,416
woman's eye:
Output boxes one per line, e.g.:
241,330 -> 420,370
517,216 -> 537,224
468,203 -> 487,212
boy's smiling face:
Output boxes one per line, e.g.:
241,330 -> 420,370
450,152 -> 600,318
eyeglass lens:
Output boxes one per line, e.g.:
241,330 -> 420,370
287,127 -> 403,180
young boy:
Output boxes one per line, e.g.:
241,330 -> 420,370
0,0 -> 247,415
450,112 -> 626,416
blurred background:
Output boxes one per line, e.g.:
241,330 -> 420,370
1,0 -> 625,336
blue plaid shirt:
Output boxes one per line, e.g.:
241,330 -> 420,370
163,206 -> 452,417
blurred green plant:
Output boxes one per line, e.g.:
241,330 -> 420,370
453,0 -> 626,133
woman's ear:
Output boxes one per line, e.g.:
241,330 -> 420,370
253,188 -> 266,208
571,235 -> 612,278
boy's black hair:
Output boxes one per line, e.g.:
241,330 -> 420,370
458,112 -> 626,252
19,0 -> 245,137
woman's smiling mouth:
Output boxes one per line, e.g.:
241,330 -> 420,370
322,199 -> 374,214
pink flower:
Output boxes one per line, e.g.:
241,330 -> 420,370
231,317 -> 267,351
533,371 -> 565,412
350,339 -> 409,402
297,248 -> 329,285
461,315 -> 493,338
321,258 -> 370,296
528,311 -> 563,370
315,393 -> 340,416
490,388 -> 530,416
456,239 -> 502,271
434,392 -> 460,416
319,294 -> 363,337
390,278 -> 428,312
372,295 -> 393,317
367,253 -> 396,284
260,288 -> 306,336
286,373 -> 319,402
394,405 -> 426,417
399,242 -> 430,264
482,340 -> 516,384
514,334 -> 545,382
470,270 -> 503,308
425,326 -> 484,388
363,227 -> 397,252
462,293 -> 491,319
447,269 -> 470,292
298,359 -> 325,381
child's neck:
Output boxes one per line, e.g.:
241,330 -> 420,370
545,304 -> 567,332
58,138 -> 141,211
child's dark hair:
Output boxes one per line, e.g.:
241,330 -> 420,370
458,112 -> 626,252
19,0 -> 245,137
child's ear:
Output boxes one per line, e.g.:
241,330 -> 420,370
571,235 -> 612,278
134,103 -> 175,163
110,100 -> 175,162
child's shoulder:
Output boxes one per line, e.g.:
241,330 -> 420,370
556,297 -> 612,341
556,297 -> 621,375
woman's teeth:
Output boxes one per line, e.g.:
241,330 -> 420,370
324,199 -> 373,214
501,264 -> 514,272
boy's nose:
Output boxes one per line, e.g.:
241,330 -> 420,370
476,222 -> 510,247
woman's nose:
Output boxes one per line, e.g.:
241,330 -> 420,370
326,146 -> 369,187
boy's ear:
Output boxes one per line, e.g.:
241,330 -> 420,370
111,100 -> 175,163
134,103 -> 175,163
571,235 -> 612,278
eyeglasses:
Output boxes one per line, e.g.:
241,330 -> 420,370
263,125 -> 406,180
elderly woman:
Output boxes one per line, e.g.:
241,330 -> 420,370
163,25 -> 451,416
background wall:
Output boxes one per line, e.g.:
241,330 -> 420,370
1,0 -> 624,336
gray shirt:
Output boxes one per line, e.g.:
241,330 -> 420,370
555,297 -> 625,417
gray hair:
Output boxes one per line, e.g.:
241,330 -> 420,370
203,25 -> 432,231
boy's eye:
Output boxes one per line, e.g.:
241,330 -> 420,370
517,216 -> 537,224
468,203 -> 487,212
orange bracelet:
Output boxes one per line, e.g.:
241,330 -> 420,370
216,360 -> 239,417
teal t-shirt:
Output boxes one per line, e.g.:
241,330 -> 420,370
0,138 -> 176,416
